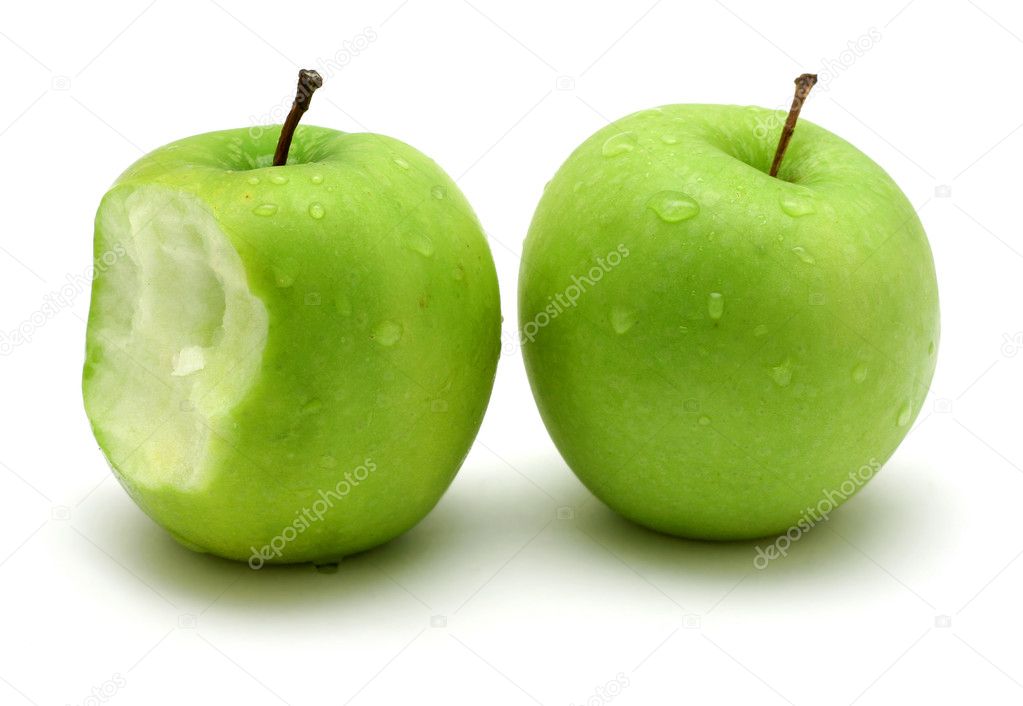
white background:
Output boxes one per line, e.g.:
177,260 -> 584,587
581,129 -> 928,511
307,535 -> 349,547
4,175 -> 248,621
2,1 -> 1022,704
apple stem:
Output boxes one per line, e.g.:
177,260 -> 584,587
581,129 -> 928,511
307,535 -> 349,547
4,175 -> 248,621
272,69 -> 324,167
768,73 -> 817,178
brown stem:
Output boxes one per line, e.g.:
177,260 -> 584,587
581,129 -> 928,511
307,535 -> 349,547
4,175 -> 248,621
768,73 -> 817,178
272,69 -> 323,166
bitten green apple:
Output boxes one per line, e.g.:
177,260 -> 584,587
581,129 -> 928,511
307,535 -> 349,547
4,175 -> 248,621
83,71 -> 500,564
519,76 -> 939,540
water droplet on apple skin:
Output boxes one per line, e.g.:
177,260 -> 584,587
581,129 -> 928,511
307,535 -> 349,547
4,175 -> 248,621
403,232 -> 435,257
897,401 -> 912,427
602,132 -> 635,157
852,363 -> 868,383
770,362 -> 792,387
246,175 -> 260,185
310,174 -> 324,184
308,202 -> 325,219
698,415 -> 712,426
780,195 -> 815,217
791,246 -> 815,264
253,203 -> 278,217
610,306 -> 637,334
270,174 -> 289,185
372,320 -> 403,346
273,269 -> 295,288
707,292 -> 724,320
393,157 -> 410,170
430,185 -> 446,200
647,191 -> 700,223
660,134 -> 678,145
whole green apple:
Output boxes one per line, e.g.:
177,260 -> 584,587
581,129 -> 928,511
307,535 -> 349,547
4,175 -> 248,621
83,74 -> 500,564
519,98 -> 939,540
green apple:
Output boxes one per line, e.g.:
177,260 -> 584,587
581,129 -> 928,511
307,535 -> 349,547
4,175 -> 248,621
519,100 -> 939,540
83,75 -> 500,565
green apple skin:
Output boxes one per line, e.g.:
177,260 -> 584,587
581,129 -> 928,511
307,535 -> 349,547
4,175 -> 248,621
520,105 -> 939,540
83,125 -> 500,564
